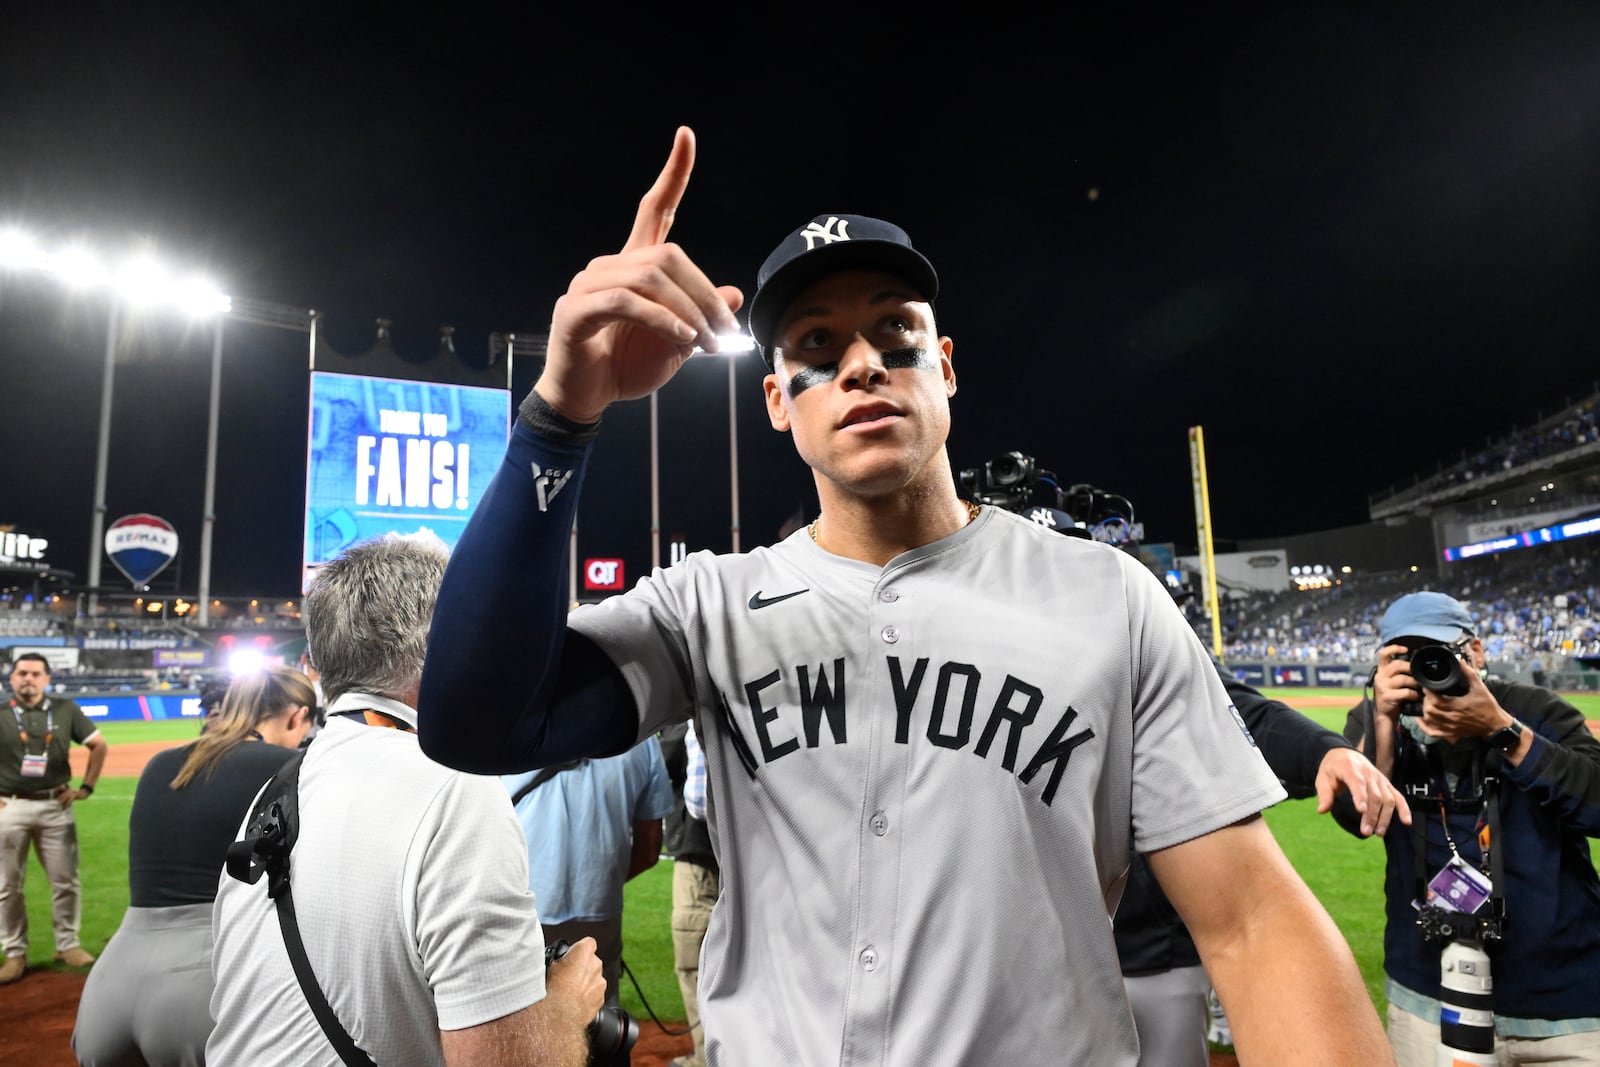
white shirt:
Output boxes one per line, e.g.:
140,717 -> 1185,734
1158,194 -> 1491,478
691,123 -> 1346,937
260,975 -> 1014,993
207,713 -> 544,1066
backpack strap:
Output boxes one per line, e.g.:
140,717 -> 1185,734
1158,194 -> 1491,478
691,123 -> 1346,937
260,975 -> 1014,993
224,752 -> 377,1067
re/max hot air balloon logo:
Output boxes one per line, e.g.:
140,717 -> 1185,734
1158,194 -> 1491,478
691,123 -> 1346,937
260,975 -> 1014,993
104,514 -> 179,588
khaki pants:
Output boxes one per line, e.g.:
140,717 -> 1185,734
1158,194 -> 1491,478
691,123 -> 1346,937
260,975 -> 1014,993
0,795 -> 82,957
1388,1001 -> 1600,1066
671,859 -> 718,1067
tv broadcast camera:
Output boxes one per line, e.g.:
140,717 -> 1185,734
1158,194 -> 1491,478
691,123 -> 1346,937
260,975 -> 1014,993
957,451 -> 1144,548
544,939 -> 639,1066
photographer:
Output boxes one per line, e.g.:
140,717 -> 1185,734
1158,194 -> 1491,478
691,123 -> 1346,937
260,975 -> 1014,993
207,534 -> 606,1067
1335,591 -> 1600,1065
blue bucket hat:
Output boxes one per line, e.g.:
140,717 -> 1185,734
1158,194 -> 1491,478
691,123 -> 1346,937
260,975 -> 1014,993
1378,591 -> 1476,646
747,214 -> 938,366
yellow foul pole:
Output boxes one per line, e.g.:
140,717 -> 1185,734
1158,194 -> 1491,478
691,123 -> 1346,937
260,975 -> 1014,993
1188,426 -> 1224,659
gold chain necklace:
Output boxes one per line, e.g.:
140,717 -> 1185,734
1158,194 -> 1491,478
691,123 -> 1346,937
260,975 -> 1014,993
809,499 -> 982,544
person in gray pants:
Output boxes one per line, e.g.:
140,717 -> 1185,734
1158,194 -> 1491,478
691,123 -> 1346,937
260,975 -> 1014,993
72,667 -> 313,1066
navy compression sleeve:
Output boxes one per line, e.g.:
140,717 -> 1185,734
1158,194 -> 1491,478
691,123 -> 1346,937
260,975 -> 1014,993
417,420 -> 638,773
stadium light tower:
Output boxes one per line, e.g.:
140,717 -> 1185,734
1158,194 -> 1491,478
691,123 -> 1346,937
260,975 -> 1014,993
0,227 -> 231,618
649,333 -> 756,570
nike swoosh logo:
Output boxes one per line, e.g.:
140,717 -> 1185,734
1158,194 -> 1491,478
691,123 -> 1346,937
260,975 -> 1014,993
748,588 -> 810,610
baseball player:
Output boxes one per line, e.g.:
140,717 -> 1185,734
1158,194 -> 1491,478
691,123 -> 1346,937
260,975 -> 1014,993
417,127 -> 1394,1065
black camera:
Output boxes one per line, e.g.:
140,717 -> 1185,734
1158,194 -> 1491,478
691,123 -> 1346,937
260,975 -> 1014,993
1416,903 -> 1466,945
958,451 -> 1040,512
957,451 -> 1142,547
544,939 -> 638,1066
1399,644 -> 1471,698
1416,904 -> 1504,946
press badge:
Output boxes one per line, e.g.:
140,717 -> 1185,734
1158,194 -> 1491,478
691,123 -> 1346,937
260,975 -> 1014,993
1416,856 -> 1492,914
20,753 -> 48,778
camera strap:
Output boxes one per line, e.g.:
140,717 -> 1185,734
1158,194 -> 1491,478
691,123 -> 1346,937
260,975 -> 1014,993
223,752 -> 377,1067
1410,744 -> 1508,935
508,759 -> 583,808
1481,764 -> 1507,927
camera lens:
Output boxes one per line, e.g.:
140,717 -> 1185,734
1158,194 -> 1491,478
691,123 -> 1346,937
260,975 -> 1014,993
1410,645 -> 1470,698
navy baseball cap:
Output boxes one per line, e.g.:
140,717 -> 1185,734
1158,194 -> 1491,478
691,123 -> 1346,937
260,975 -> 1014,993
1378,591 -> 1476,645
747,214 -> 939,365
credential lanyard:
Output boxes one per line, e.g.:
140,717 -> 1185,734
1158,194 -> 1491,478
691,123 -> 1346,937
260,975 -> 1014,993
337,709 -> 414,733
1411,745 -> 1508,927
10,702 -> 53,754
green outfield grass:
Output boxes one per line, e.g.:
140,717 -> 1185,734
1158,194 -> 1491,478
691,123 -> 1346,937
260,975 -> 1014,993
23,690 -> 1600,1025
91,719 -> 206,745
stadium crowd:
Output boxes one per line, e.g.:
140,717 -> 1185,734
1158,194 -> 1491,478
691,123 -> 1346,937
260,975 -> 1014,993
1374,392 -> 1600,506
1212,536 -> 1600,677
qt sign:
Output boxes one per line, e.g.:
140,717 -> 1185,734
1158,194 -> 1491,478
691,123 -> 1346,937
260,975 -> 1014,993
584,558 -> 624,591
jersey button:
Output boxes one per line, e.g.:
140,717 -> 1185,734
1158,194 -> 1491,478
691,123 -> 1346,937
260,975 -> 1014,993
859,946 -> 879,971
880,590 -> 899,603
870,811 -> 888,836
881,625 -> 899,643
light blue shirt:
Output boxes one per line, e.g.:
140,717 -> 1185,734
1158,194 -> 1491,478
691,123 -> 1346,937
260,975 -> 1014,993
503,737 -> 675,924
1388,978 -> 1600,1040
684,720 -> 707,821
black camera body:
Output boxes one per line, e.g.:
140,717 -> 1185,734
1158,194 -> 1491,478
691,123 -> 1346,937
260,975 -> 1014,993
1398,644 -> 1471,699
957,452 -> 1142,550
1416,903 -> 1505,946
544,939 -> 638,1066
958,450 -> 1039,512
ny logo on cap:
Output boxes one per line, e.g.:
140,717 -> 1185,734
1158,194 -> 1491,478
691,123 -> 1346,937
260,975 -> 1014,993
800,216 -> 851,249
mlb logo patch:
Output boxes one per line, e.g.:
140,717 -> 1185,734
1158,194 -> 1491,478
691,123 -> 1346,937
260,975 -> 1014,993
1227,703 -> 1257,747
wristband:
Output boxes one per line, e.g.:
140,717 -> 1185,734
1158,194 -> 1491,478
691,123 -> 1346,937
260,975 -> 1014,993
78,782 -> 93,796
517,388 -> 602,443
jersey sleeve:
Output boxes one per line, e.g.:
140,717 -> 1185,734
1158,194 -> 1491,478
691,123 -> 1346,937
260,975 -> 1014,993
409,772 -> 546,1031
1222,671 -> 1351,798
566,558 -> 701,739
1124,560 -> 1286,853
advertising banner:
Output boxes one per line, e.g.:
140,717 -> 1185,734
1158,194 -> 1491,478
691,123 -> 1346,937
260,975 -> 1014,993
154,649 -> 209,668
1313,664 -> 1355,687
105,514 -> 179,587
584,558 -> 625,591
0,529 -> 51,574
74,692 -> 203,721
1269,664 -> 1311,686
303,371 -> 510,590
1230,664 -> 1268,687
6,646 -> 78,672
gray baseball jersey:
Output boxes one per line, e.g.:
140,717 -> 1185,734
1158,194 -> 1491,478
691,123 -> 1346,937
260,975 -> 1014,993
569,506 -> 1284,1067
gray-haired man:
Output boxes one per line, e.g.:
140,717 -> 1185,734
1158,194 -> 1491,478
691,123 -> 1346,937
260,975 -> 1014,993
208,534 -> 606,1067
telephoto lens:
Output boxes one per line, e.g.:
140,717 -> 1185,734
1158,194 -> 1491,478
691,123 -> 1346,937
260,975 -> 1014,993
1409,644 -> 1471,697
543,939 -> 640,1067
1438,940 -> 1496,1064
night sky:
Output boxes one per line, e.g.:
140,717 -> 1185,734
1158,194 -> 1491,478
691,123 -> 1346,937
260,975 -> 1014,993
4,5 -> 1599,598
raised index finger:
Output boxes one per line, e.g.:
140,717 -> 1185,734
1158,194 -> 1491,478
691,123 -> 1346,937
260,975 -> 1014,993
623,126 -> 696,252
